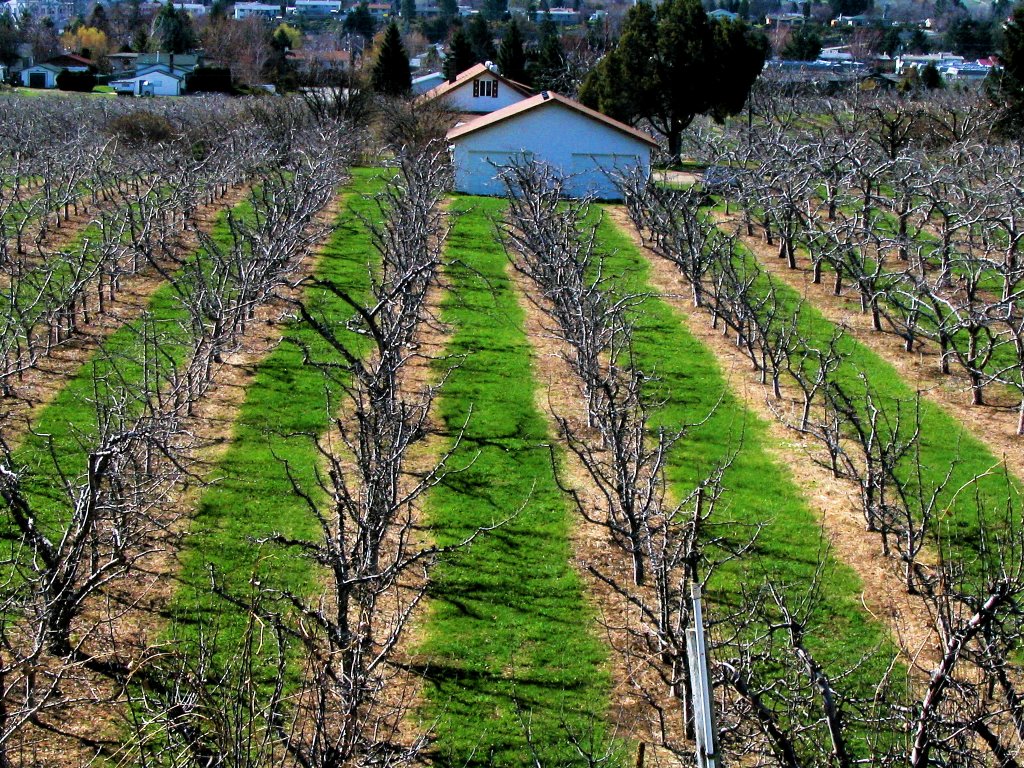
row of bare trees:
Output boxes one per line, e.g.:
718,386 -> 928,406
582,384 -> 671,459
0,104 -> 364,765
117,144 -> 467,768
617,150 -> 1024,765
0,98 -> 338,401
699,86 -> 1024,433
501,163 -> 750,759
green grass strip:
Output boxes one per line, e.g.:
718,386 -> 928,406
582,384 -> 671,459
168,168 -> 383,654
595,212 -> 896,714
7,202 -> 247,534
418,197 -> 614,767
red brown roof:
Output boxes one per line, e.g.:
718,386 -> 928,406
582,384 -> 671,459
446,91 -> 660,148
418,62 -> 533,104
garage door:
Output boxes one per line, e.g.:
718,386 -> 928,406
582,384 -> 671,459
29,72 -> 47,89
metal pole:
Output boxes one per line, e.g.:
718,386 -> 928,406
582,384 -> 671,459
688,583 -> 720,768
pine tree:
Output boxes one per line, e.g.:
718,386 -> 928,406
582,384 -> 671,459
401,0 -> 416,28
467,13 -> 495,62
496,17 -> 526,82
992,4 -> 1024,136
482,0 -> 507,21
439,0 -> 458,19
444,26 -> 475,78
152,0 -> 196,53
446,28 -> 473,76
371,21 -> 411,95
87,3 -> 108,33
530,11 -> 563,90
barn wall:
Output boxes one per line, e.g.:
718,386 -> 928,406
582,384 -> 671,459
450,102 -> 652,200
442,75 -> 529,114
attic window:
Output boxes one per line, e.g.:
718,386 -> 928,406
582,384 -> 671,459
474,79 -> 497,98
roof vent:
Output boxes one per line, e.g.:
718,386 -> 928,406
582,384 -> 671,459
541,90 -> 550,99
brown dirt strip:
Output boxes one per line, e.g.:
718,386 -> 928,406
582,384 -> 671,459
0,184 -> 252,448
714,209 -> 1024,489
505,244 -> 686,763
2,182 -> 137,264
606,206 -> 943,674
362,244 -> 455,757
17,190 -> 346,766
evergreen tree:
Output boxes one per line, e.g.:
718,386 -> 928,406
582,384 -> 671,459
151,0 -> 196,53
0,12 -> 19,67
781,23 -> 821,60
444,25 -> 475,77
401,0 -> 416,27
531,10 -> 563,89
496,16 -> 526,82
371,20 -> 411,94
467,13 -> 495,61
87,3 -> 108,33
579,0 -> 767,158
920,62 -> 944,89
344,3 -> 376,36
992,3 -> 1024,136
439,0 -> 458,19
131,26 -> 149,52
482,0 -> 507,21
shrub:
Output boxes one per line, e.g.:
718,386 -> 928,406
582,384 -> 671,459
56,69 -> 96,92
186,66 -> 234,94
106,111 -> 178,145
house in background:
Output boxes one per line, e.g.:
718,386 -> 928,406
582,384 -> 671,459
412,70 -> 445,94
446,90 -> 658,200
233,2 -> 281,19
287,48 -> 350,77
45,52 -> 95,71
419,62 -> 532,116
108,52 -> 140,74
19,62 -> 65,88
110,68 -> 186,96
109,52 -> 200,96
18,52 -> 95,88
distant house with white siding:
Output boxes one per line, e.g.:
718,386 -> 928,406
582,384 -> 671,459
233,1 -> 281,18
419,62 -> 532,115
110,68 -> 186,96
446,90 -> 658,200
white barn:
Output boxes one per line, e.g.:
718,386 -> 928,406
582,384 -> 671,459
419,62 -> 532,115
447,91 -> 658,200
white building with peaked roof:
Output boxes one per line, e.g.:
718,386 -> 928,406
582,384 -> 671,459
446,91 -> 658,200
419,62 -> 532,115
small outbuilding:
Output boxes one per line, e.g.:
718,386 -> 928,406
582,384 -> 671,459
19,63 -> 63,89
419,62 -> 532,115
446,91 -> 659,200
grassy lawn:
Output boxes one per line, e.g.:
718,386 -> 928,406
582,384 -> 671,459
595,211 -> 896,707
167,169 -> 382,653
715,214 -> 1023,572
417,196 -> 616,767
